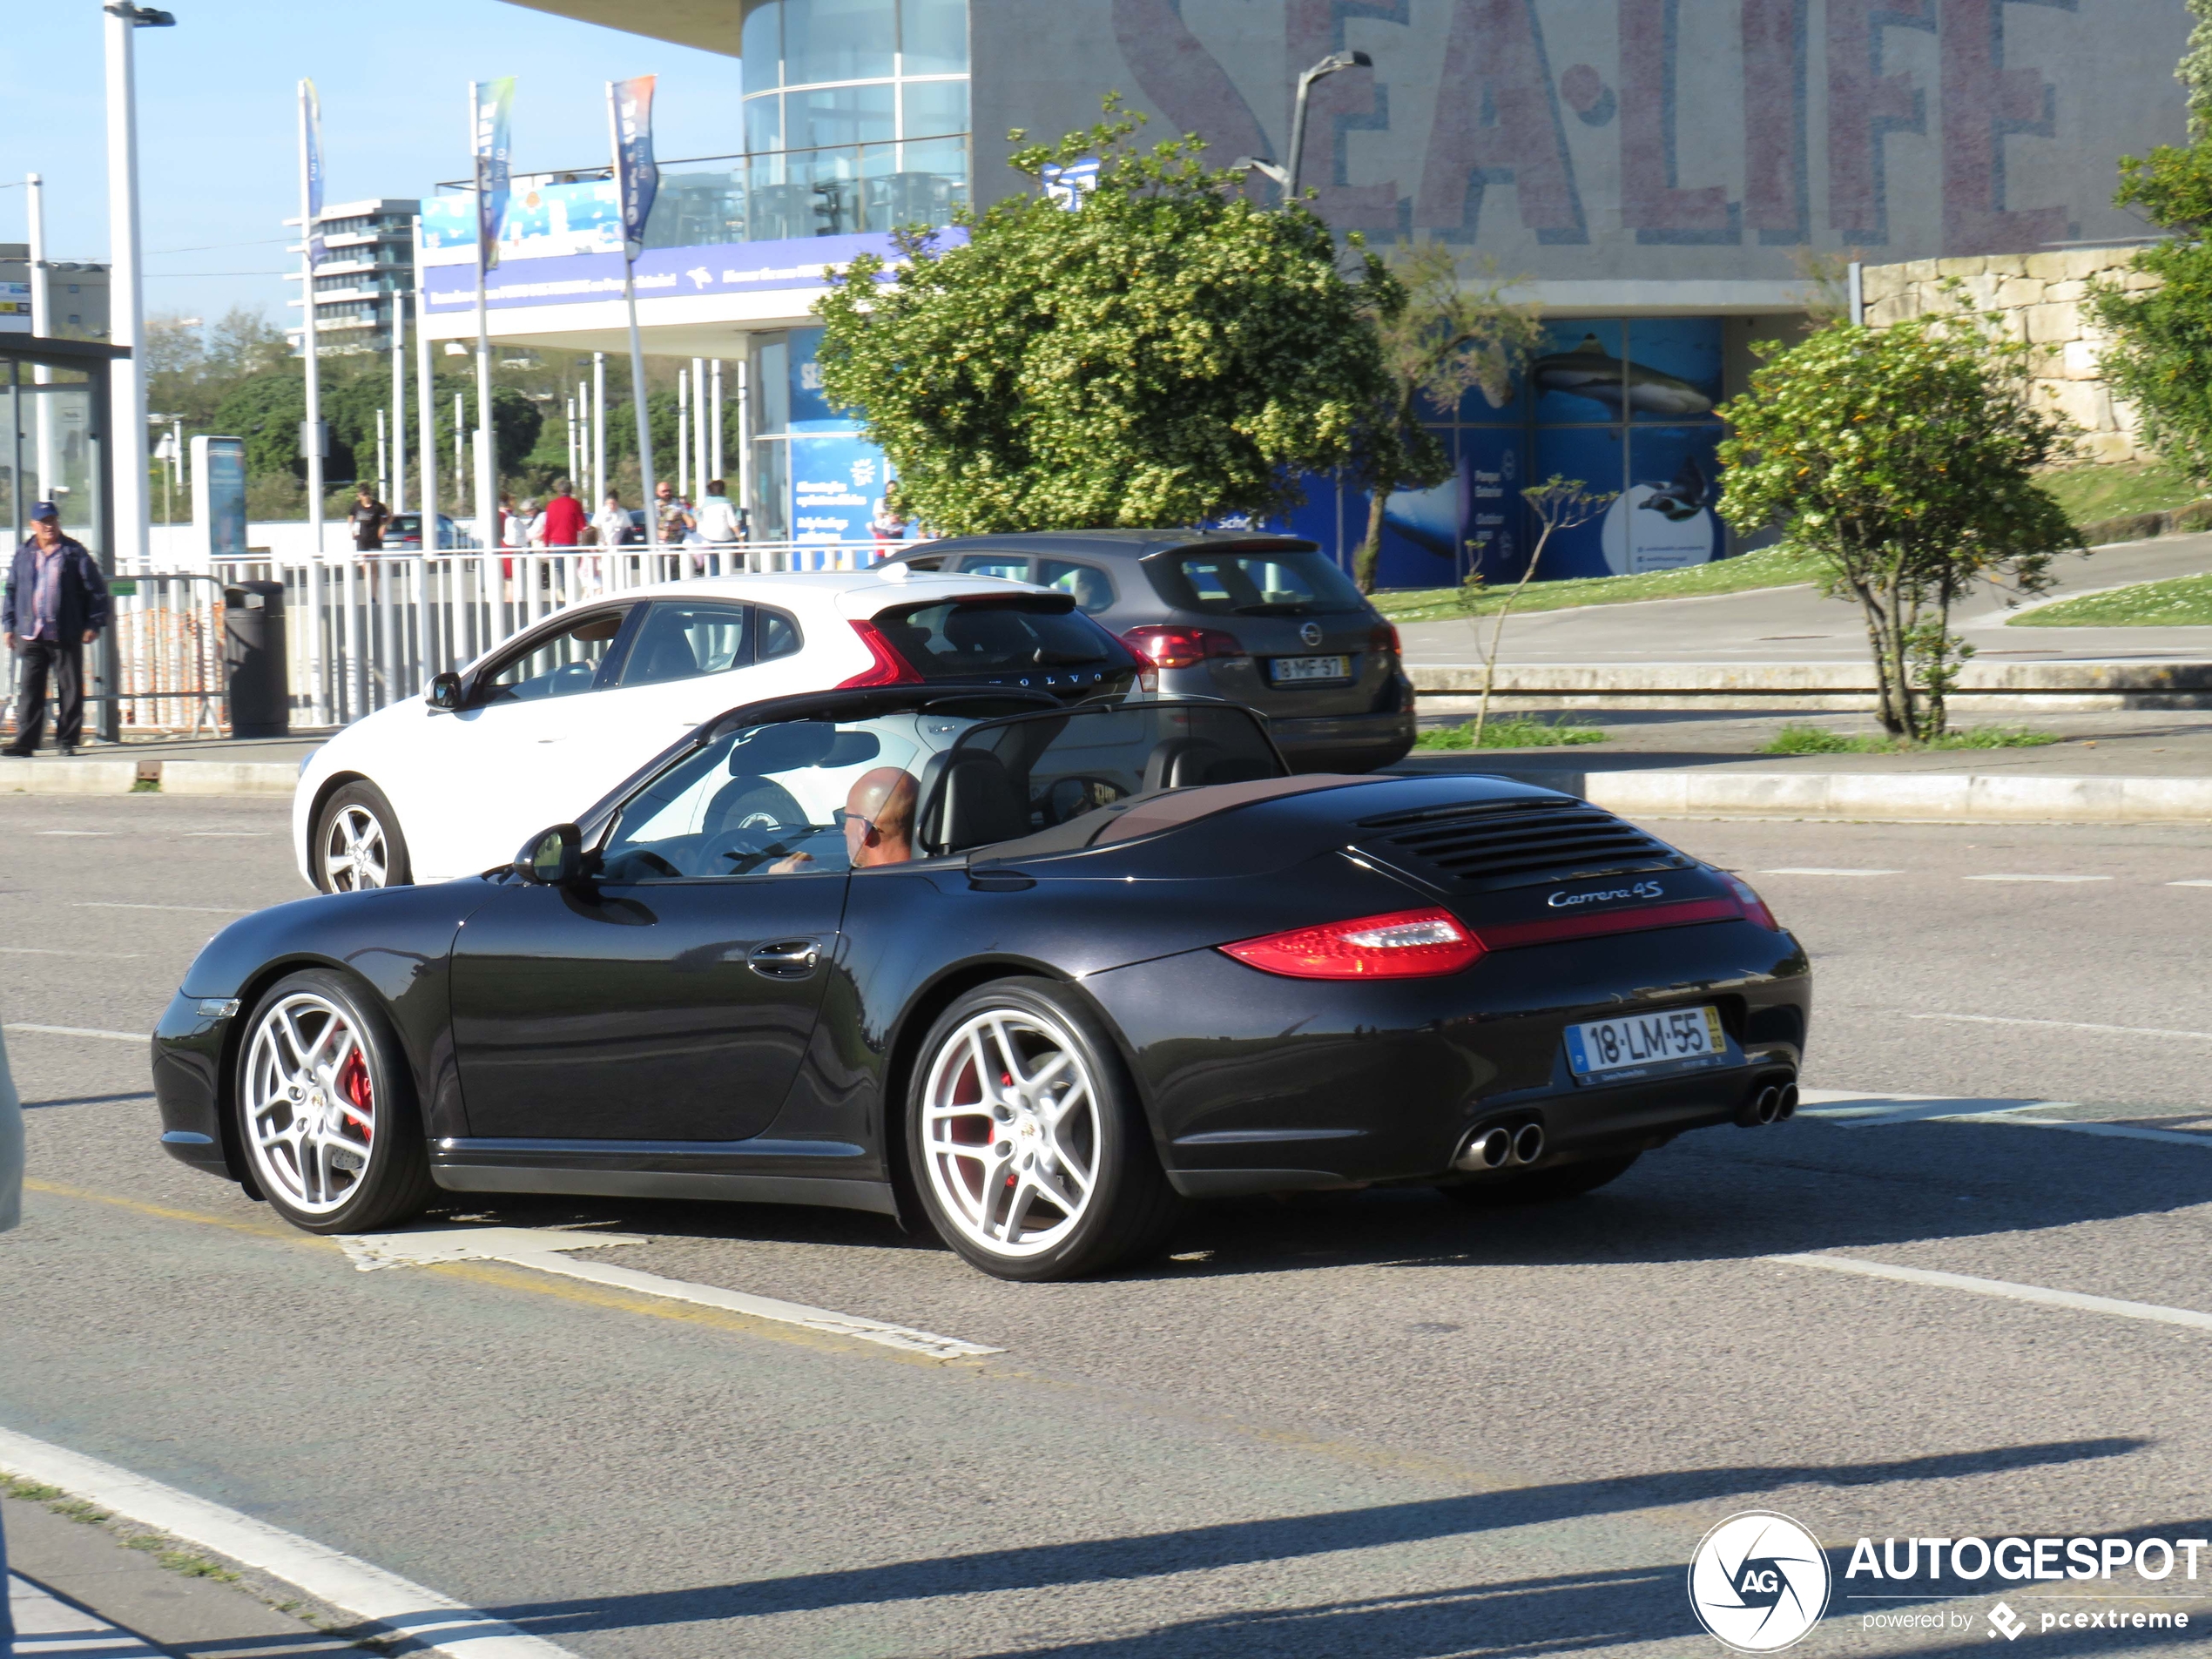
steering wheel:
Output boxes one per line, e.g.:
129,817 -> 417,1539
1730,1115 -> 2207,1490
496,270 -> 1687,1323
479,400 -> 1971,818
702,824 -> 813,875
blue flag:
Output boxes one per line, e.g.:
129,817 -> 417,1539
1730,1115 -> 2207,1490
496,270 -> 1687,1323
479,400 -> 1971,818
302,78 -> 326,269
473,77 -> 516,273
608,76 -> 658,263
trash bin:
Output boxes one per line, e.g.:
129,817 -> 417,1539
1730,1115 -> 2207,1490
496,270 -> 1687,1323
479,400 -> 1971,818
222,580 -> 289,738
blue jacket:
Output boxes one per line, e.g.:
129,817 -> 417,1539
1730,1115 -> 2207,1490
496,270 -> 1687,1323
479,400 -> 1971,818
3,536 -> 111,642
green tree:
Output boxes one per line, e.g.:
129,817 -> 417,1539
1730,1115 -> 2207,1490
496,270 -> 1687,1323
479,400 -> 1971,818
1347,244 -> 1545,592
1717,305 -> 2081,741
814,99 -> 1393,534
2087,140 -> 2212,484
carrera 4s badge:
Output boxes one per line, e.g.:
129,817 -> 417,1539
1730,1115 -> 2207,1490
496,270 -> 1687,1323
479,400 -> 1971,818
1548,879 -> 1665,909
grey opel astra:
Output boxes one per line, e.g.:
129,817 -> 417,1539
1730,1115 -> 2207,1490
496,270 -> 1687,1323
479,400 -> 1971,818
886,530 -> 1417,772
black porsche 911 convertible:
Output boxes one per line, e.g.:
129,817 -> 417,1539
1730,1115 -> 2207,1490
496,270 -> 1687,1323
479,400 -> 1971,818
152,690 -> 1811,1281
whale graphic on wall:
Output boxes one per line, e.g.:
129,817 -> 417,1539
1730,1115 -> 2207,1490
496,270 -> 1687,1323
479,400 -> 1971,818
1533,334 -> 1715,418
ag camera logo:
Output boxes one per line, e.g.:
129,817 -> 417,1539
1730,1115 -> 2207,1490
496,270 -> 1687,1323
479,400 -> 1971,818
1689,1511 -> 1832,1651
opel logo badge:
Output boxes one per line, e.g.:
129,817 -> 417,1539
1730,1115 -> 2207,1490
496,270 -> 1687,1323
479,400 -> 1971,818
1299,621 -> 1324,647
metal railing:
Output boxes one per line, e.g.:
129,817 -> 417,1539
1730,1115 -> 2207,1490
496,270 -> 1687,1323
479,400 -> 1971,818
2,573 -> 228,740
208,539 -> 896,728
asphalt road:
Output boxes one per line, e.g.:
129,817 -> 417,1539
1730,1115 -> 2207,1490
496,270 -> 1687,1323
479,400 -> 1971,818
5,792 -> 2212,1658
1399,531 -> 2212,667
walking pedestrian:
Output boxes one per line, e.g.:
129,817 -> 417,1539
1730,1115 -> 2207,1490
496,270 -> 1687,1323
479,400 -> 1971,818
3,502 -> 110,758
0,1021 -> 19,1657
589,492 -> 631,596
347,482 -> 389,553
695,479 -> 742,575
540,479 -> 588,550
653,479 -> 694,549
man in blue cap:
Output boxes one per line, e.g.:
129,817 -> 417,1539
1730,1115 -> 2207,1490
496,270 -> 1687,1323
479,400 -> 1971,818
3,502 -> 110,757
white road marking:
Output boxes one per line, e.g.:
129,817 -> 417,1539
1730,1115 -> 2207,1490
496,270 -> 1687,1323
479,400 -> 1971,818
0,1426 -> 577,1658
2169,880 -> 2212,889
74,900 -> 247,914
341,1225 -> 1005,1361
0,947 -> 142,959
3,1024 -> 146,1043
1911,1011 -> 2212,1042
1757,867 -> 1901,877
1797,1089 -> 2212,1145
1962,873 -> 2112,883
1770,1253 -> 2212,1336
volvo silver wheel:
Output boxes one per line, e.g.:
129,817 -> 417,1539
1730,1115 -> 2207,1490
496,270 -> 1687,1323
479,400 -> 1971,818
312,781 -> 412,893
920,1005 -> 1102,1260
242,991 -> 379,1216
322,804 -> 389,891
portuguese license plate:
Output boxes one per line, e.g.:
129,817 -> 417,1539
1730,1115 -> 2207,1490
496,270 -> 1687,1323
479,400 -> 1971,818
1270,653 -> 1352,685
1565,1005 -> 1730,1082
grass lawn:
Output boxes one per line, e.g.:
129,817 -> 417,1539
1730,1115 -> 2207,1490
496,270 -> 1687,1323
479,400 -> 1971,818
1760,724 -> 2059,753
2011,572 -> 2212,627
1414,717 -> 1608,750
2037,457 -> 2203,527
1371,543 -> 1821,624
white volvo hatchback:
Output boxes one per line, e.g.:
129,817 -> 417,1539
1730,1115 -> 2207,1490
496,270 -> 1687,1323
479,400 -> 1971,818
293,569 -> 1143,891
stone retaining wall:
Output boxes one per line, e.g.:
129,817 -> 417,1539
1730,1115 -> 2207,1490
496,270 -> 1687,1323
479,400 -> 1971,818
1858,248 -> 2161,464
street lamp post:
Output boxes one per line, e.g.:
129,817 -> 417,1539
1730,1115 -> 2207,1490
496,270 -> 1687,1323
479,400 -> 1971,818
1233,50 -> 1372,203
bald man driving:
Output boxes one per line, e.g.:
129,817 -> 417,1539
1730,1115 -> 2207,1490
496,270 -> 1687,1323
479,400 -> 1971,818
772,766 -> 919,873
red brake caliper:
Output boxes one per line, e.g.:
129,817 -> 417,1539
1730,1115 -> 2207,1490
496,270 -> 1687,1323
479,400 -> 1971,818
1001,1071 -> 1016,1188
338,1050 -> 374,1142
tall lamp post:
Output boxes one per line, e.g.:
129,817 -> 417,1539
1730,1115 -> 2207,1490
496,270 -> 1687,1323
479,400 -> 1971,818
1233,49 -> 1372,201
102,2 -> 174,745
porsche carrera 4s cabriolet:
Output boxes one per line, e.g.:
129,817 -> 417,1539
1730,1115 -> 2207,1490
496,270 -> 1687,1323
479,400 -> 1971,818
152,691 -> 1811,1281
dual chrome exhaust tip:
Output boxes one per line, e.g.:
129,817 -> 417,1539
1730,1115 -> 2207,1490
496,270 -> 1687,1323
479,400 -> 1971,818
1455,1120 -> 1546,1172
1736,1076 -> 1799,1129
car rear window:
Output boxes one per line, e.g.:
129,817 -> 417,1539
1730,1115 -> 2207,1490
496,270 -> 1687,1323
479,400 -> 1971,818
873,597 -> 1137,689
1147,544 -> 1367,617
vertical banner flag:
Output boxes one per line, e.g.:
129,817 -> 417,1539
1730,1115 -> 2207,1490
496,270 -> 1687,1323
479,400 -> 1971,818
303,78 -> 326,268
610,76 -> 659,260
474,77 -> 516,271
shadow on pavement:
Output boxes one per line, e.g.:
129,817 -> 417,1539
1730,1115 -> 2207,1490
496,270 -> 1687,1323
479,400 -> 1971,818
464,1442 -> 2144,1646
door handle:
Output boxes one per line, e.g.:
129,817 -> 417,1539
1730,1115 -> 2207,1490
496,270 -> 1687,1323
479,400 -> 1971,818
747,938 -> 822,979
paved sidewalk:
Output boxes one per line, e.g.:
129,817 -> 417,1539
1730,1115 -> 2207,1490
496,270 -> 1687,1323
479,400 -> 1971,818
4,1494 -> 368,1657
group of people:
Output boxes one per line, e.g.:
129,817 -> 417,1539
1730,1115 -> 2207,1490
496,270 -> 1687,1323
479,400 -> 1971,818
343,477 -> 752,568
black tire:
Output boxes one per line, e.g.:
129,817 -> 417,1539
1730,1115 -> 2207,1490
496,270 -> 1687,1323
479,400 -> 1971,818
313,779 -> 412,893
907,978 -> 1182,1282
234,968 -> 435,1235
1440,1152 -> 1642,1208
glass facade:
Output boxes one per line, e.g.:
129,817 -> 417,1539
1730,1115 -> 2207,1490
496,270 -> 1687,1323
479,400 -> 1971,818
730,0 -> 970,243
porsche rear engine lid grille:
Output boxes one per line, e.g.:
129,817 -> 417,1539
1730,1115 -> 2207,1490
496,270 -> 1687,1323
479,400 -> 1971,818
1353,798 -> 1687,892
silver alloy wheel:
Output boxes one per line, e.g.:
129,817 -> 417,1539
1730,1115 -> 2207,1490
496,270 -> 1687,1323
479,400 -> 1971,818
243,992 -> 377,1215
921,1007 -> 1101,1259
322,803 -> 389,891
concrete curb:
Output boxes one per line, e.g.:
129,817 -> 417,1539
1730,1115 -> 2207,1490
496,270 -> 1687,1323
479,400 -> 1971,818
0,758 -> 295,797
1474,766 -> 2212,823
1410,659 -> 2212,712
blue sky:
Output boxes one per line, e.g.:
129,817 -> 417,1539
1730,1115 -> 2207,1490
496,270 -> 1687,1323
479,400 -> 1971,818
0,0 -> 744,327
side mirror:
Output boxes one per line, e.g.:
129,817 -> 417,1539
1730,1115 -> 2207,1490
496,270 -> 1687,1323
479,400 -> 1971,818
428,671 -> 463,711
516,822 -> 584,887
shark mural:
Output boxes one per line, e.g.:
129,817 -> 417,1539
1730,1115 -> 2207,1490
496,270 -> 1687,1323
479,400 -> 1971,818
1531,334 -> 1716,418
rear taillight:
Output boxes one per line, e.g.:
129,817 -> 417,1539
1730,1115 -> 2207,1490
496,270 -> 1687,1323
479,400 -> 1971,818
836,618 -> 923,688
1220,907 -> 1486,980
1369,621 -> 1400,657
1220,887 -> 1771,979
1122,624 -> 1247,671
1722,873 -> 1780,931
